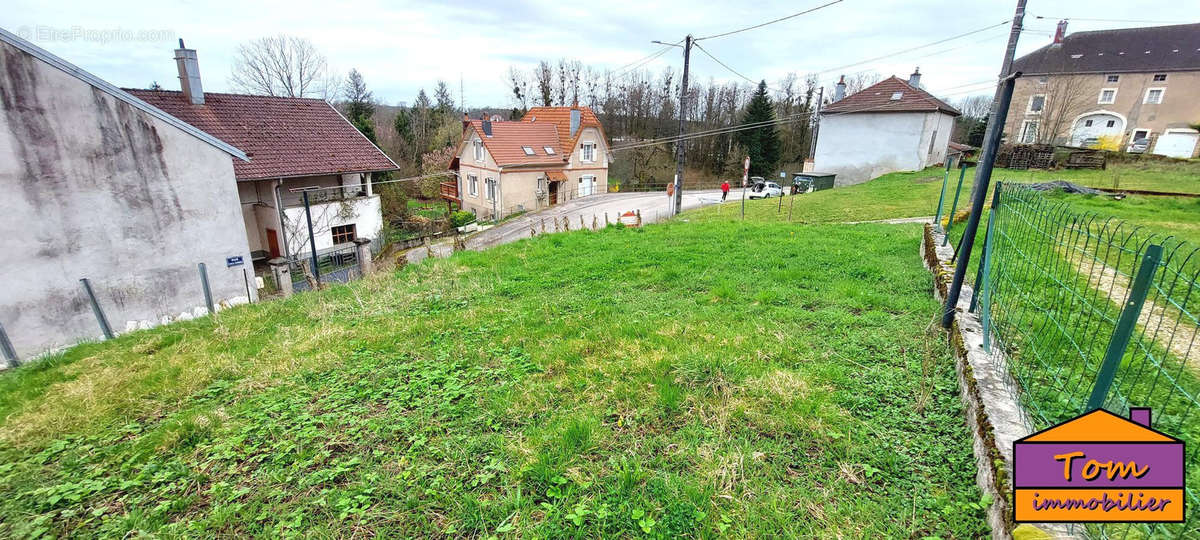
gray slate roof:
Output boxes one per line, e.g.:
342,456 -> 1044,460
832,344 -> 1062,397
1011,23 -> 1200,76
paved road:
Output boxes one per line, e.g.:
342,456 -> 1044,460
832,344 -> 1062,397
405,189 -> 748,263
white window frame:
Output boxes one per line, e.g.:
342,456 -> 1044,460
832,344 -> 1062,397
581,141 -> 596,163
1020,120 -> 1039,144
1144,87 -> 1165,104
473,139 -> 484,162
543,146 -> 556,155
1131,128 -> 1150,141
1097,88 -> 1117,105
1105,74 -> 1119,83
468,174 -> 478,197
1026,94 -> 1046,114
485,177 -> 496,201
521,146 -> 535,156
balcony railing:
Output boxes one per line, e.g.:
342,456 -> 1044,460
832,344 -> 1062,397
439,181 -> 460,201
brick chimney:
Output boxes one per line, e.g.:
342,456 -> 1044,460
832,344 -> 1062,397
174,39 -> 203,105
1054,19 -> 1068,44
908,67 -> 921,88
833,75 -> 846,102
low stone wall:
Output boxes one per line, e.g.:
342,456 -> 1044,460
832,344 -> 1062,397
921,224 -> 1076,540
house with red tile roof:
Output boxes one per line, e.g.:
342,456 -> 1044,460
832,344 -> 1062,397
128,41 -> 397,269
443,106 -> 609,219
813,69 -> 960,186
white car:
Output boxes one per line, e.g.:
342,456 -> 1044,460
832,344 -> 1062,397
747,181 -> 783,199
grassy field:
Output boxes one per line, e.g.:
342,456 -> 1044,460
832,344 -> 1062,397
688,163 -> 1199,261
688,168 -> 976,225
0,222 -> 988,537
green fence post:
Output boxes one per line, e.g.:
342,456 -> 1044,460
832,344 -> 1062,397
970,183 -> 1002,313
1084,244 -> 1163,411
979,183 -> 1002,351
933,160 -> 952,231
942,161 -> 969,246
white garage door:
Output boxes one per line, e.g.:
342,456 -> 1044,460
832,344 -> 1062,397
1153,131 -> 1199,158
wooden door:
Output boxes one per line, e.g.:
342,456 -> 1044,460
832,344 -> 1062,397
266,228 -> 281,258
549,182 -> 558,205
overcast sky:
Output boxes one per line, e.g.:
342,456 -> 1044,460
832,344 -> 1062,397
4,1 -> 1198,108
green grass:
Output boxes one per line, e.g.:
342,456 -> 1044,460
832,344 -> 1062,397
687,160 -> 1200,226
0,222 -> 988,537
690,168 -> 976,224
994,158 -> 1200,194
1038,191 -> 1200,248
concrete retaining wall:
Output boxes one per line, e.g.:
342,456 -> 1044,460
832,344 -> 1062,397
921,223 -> 1076,540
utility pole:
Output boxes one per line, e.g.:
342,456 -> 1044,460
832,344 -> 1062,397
672,35 -> 693,215
302,190 -> 321,283
941,0 -> 1026,328
808,86 -> 823,162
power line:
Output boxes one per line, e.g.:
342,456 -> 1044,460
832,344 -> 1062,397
814,19 -> 1012,75
694,0 -> 846,41
693,42 -> 767,88
611,41 -> 680,78
1034,15 -> 1195,25
611,81 -> 1002,153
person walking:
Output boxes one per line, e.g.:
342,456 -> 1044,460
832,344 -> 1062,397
721,180 -> 730,201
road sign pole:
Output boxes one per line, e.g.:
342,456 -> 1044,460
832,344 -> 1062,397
741,156 -> 749,220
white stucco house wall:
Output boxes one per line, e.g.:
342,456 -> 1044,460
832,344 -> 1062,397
0,28 -> 254,361
814,72 -> 961,186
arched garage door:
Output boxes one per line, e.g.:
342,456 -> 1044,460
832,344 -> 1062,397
1070,112 -> 1124,147
1153,130 -> 1200,158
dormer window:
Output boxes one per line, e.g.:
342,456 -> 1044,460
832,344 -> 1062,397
890,92 -> 903,101
473,139 -> 483,161
543,146 -> 556,155
522,146 -> 535,156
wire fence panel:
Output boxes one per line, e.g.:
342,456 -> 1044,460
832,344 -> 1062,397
291,244 -> 361,292
981,183 -> 1199,538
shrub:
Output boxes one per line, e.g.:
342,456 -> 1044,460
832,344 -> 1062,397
451,210 -> 476,228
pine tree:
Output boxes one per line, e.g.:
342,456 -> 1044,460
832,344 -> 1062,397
737,81 -> 781,177
434,81 -> 455,119
967,116 -> 988,147
342,69 -> 377,143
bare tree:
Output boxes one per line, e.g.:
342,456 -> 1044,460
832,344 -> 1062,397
535,61 -> 554,106
843,71 -> 882,96
508,67 -> 530,112
1035,75 -> 1092,145
229,35 -> 335,98
955,94 -> 991,119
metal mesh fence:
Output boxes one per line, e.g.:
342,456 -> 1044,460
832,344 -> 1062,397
978,182 -> 1199,538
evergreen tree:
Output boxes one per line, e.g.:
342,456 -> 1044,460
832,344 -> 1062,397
967,116 -> 988,147
434,81 -> 455,119
342,69 -> 377,143
736,81 -> 781,177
